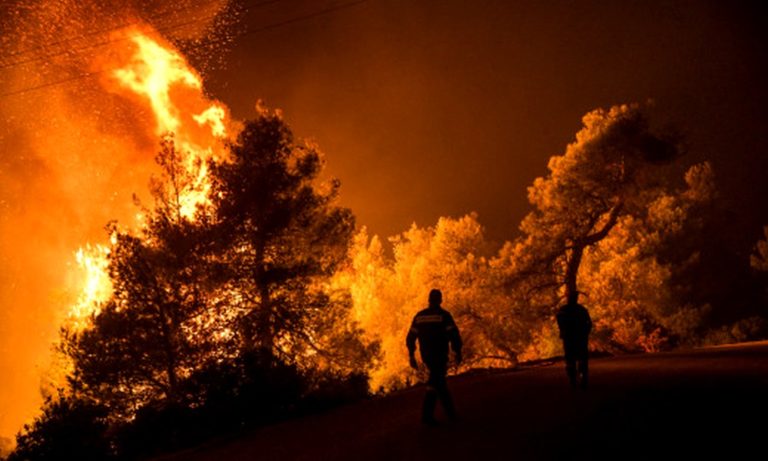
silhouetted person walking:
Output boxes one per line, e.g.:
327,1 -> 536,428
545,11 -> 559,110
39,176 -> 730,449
406,289 -> 463,425
556,291 -> 592,389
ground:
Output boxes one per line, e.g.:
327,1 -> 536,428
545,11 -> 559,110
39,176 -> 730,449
156,342 -> 768,460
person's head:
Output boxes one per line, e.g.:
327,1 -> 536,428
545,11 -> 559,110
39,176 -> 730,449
428,289 -> 442,307
567,291 -> 579,305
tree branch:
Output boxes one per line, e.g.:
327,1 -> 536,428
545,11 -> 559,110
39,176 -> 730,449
583,202 -> 623,246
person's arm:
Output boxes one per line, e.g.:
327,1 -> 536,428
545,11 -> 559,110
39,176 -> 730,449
406,317 -> 419,369
556,310 -> 565,338
445,312 -> 463,364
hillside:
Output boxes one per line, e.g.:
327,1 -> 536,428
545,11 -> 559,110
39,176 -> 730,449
157,342 -> 768,460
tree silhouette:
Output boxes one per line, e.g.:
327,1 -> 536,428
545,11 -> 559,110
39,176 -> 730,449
7,393 -> 112,461
62,137 -> 221,417
207,108 -> 371,372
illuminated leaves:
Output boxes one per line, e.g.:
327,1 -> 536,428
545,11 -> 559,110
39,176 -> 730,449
339,214 -> 539,389
504,105 -> 708,353
575,160 -> 716,351
337,104 -> 719,385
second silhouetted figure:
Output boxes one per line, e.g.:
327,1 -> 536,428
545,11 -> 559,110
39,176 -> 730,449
556,291 -> 592,389
406,289 -> 463,425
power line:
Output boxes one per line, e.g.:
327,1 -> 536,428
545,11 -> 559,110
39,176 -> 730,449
236,0 -> 368,37
0,0 -> 282,71
1,0 -> 237,64
0,10 -> 221,71
0,10 -> 225,98
0,0 -> 370,99
0,70 -> 104,99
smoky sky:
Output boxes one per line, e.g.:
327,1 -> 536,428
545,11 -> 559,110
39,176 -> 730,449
207,0 -> 768,248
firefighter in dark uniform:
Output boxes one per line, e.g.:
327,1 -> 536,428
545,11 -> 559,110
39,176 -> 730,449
406,289 -> 463,425
556,291 -> 593,389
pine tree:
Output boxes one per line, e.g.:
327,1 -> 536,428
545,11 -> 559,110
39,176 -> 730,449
208,108 -> 367,372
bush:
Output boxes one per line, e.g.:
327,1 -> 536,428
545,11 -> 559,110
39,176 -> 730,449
8,395 -> 112,461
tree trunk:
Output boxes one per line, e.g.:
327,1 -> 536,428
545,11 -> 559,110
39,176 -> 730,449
252,236 -> 274,355
564,203 -> 623,300
159,304 -> 179,403
257,280 -> 274,354
565,243 -> 585,300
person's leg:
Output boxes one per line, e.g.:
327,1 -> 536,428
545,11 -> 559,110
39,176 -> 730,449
432,363 -> 455,419
422,367 -> 439,424
564,347 -> 578,388
578,348 -> 589,389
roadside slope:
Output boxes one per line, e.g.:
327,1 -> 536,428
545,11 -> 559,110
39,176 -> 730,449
158,342 -> 768,460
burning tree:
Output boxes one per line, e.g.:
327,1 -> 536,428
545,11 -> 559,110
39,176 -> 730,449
64,110 -> 375,407
208,109 -> 377,375
15,111 -> 377,460
62,137 -> 219,418
340,216 -> 494,389
577,162 -> 715,351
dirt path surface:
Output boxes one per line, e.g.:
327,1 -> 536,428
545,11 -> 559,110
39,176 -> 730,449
158,342 -> 768,460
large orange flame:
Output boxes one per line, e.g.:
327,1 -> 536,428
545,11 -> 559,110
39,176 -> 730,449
113,34 -> 203,135
110,29 -> 231,219
68,244 -> 112,330
67,30 -> 232,327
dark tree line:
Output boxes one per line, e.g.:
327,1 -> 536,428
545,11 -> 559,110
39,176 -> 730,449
8,110 -> 378,460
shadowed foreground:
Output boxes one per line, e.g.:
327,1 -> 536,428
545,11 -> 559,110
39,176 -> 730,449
157,342 -> 768,460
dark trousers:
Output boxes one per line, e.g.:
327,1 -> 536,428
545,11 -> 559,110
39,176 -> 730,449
564,343 -> 589,388
422,361 -> 455,422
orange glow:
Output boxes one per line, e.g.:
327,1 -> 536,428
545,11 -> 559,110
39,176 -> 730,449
108,29 -> 231,219
194,104 -> 228,138
68,244 -> 112,330
0,25 -> 236,446
0,1 -> 238,447
60,30 -> 234,329
113,33 -> 202,135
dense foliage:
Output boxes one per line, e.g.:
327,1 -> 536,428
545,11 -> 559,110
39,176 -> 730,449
9,110 -> 376,460
338,104 -> 767,390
